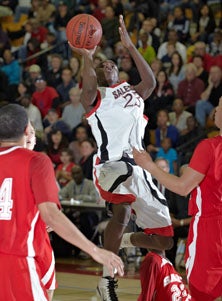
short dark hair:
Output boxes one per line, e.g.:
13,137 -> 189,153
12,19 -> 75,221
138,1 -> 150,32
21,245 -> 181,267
0,104 -> 28,141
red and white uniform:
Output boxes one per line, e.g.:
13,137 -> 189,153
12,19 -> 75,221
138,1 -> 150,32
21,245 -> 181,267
186,136 -> 222,301
138,252 -> 192,301
0,146 -> 60,300
87,82 -> 173,237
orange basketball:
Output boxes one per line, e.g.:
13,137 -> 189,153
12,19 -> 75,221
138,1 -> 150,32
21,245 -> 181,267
66,14 -> 103,49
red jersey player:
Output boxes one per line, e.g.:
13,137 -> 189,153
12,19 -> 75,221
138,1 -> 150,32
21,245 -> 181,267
0,104 -> 124,301
138,250 -> 192,301
133,96 -> 222,301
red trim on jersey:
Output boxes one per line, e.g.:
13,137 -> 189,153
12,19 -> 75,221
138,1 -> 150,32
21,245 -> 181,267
144,225 -> 174,237
143,114 -> 148,121
85,90 -> 102,118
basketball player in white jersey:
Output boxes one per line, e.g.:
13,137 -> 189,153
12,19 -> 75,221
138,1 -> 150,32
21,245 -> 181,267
69,15 -> 173,301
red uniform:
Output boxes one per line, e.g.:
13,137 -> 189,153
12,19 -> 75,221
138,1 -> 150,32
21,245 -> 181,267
0,146 -> 60,300
138,252 -> 192,301
186,136 -> 222,301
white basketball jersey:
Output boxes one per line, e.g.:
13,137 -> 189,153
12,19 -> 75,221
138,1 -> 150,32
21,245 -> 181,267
86,82 -> 147,162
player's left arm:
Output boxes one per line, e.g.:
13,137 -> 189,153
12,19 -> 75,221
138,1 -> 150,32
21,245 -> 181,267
118,15 -> 156,100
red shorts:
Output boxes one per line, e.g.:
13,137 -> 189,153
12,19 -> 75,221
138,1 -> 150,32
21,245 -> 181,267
36,242 -> 57,291
0,254 -> 49,301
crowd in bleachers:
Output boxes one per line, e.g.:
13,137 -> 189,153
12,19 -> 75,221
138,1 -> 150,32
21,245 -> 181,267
0,0 -> 222,183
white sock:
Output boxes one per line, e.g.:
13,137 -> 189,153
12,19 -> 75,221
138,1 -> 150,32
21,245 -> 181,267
120,232 -> 134,249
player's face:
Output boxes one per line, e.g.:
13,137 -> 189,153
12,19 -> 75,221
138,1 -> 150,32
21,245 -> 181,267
100,60 -> 119,85
26,123 -> 36,150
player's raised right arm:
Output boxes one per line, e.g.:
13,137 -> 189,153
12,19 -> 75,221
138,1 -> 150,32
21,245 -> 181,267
68,43 -> 98,112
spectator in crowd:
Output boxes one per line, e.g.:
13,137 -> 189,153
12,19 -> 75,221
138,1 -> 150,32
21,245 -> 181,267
23,63 -> 42,94
150,58 -> 163,78
146,109 -> 180,157
46,128 -> 69,168
79,138 -> 97,180
56,66 -> 76,110
191,4 -> 216,44
195,65 -> 222,127
192,54 -> 209,87
156,137 -> 178,174
14,81 -> 31,103
45,53 -> 63,88
53,0 -> 72,43
69,56 -> 82,83
189,41 -> 213,72
43,108 -> 71,142
139,18 -> 160,54
101,6 -> 120,49
0,48 -> 21,100
169,98 -> 192,134
62,86 -> 85,130
160,42 -> 176,72
120,54 -> 141,85
69,125 -> 89,164
20,93 -> 44,136
14,0 -> 32,22
55,148 -> 75,188
157,29 -> 187,64
176,115 -> 207,166
32,75 -> 60,118
168,50 -> 185,94
208,28 -> 222,56
138,29 -> 156,65
177,63 -> 205,114
167,6 -> 190,43
92,0 -> 108,23
35,0 -> 56,25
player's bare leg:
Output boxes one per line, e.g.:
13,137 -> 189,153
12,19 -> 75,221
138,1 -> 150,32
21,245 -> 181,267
97,203 -> 131,301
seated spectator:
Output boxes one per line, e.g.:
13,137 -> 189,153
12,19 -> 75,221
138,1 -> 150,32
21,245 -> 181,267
32,75 -> 60,118
176,115 -> 207,165
23,63 -> 41,94
150,58 -> 163,78
195,65 -> 222,127
146,109 -> 180,157
14,0 -> 32,23
138,29 -> 156,65
119,54 -> 141,85
61,86 -> 85,132
45,53 -> 63,88
43,108 -> 71,142
69,125 -> 89,164
14,81 -> 31,103
20,94 -> 44,137
55,148 -> 75,188
177,63 -> 205,114
145,70 -> 174,128
207,28 -> 222,56
79,138 -> 97,180
53,1 -> 72,43
156,137 -> 178,174
192,54 -> 209,87
160,42 -> 175,72
69,56 -> 82,83
169,98 -> 192,134
59,165 -> 100,252
167,6 -> 190,43
191,4 -> 216,44
101,6 -> 120,48
189,41 -> 213,72
168,51 -> 185,94
35,0 -> 56,26
157,29 -> 187,64
139,18 -> 160,54
46,129 -> 69,168
0,49 -> 21,100
92,0 -> 108,23
56,66 -> 76,111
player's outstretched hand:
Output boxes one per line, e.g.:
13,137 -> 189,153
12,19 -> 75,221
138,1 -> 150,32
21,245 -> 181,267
118,15 -> 133,49
91,247 -> 124,278
133,147 -> 153,171
68,42 -> 97,57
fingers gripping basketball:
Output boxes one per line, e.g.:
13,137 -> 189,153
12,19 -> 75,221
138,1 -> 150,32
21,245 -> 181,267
66,14 -> 103,49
